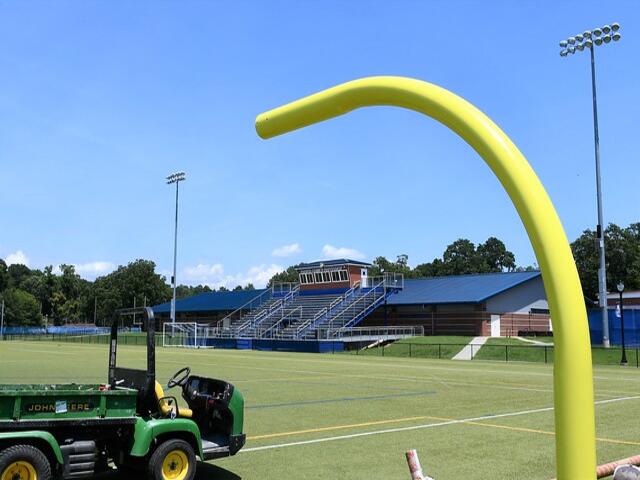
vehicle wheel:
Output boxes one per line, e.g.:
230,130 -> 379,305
0,444 -> 52,480
147,439 -> 195,480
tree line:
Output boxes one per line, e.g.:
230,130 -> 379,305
269,223 -> 640,304
1,222 -> 637,327
0,259 -> 253,327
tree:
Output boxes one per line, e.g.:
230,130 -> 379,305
442,239 -> 482,275
268,266 -> 298,287
91,259 -> 171,323
414,258 -> 446,277
0,288 -> 42,326
7,263 -> 31,289
0,259 -> 8,292
571,223 -> 640,300
477,237 -> 516,272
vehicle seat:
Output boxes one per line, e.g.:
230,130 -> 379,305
154,381 -> 193,418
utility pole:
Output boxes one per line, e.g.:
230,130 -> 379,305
559,23 -> 621,347
166,171 -> 186,323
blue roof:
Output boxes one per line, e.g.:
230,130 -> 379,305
387,271 -> 541,305
153,289 -> 268,314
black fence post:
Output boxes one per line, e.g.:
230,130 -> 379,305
544,346 -> 548,364
438,344 -> 442,359
409,343 -> 412,358
636,348 -> 638,369
505,345 -> 508,362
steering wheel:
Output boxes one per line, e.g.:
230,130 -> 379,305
167,367 -> 191,389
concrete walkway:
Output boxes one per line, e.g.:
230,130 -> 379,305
452,336 -> 489,360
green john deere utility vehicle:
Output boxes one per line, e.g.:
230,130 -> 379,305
0,307 -> 245,480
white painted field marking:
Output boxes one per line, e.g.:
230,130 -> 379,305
242,395 -> 640,453
452,337 -> 488,360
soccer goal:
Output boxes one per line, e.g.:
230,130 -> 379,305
162,322 -> 216,348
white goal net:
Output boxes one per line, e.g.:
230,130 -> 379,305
162,322 -> 216,348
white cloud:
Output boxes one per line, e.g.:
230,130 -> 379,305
181,263 -> 284,289
4,250 -> 30,266
74,261 -> 115,278
321,244 -> 366,261
272,243 -> 302,258
183,263 -> 225,283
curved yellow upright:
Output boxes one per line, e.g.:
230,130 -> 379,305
255,76 -> 596,479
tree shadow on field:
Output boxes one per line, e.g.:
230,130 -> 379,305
94,463 -> 241,479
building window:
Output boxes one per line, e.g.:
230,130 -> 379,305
314,272 -> 323,283
299,274 -> 307,284
331,271 -> 340,282
339,270 -> 349,281
305,273 -> 314,284
322,272 -> 331,282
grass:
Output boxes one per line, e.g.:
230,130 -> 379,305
2,339 -> 640,479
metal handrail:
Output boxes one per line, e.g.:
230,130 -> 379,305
237,284 -> 300,334
296,307 -> 327,337
259,306 -> 303,338
216,287 -> 274,330
327,279 -> 386,330
323,325 -> 424,339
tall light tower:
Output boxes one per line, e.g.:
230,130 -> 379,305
559,23 -> 621,348
167,171 -> 186,323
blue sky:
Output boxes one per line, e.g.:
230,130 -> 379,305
1,1 -> 638,288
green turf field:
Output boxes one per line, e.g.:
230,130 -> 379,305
2,340 -> 640,479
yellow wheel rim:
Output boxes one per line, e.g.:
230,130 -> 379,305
1,461 -> 37,480
161,449 -> 189,480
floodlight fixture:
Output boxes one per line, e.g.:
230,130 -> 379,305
612,33 -> 621,42
576,44 -> 584,51
594,37 -> 603,46
603,35 -> 611,44
611,23 -> 620,32
584,40 -> 593,49
568,37 -> 576,44
602,25 -> 611,34
583,31 -> 592,39
560,40 -> 568,47
576,34 -> 584,42
568,46 -> 576,54
593,28 -> 602,36
560,49 -> 568,57
166,171 -> 186,185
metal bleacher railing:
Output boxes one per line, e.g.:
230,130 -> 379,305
213,283 -> 299,338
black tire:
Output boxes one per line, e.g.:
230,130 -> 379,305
0,444 -> 52,480
147,439 -> 196,480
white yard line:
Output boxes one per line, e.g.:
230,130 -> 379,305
452,336 -> 488,360
243,395 -> 640,453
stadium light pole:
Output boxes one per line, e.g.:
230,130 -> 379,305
167,171 -> 186,324
559,22 -> 621,348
